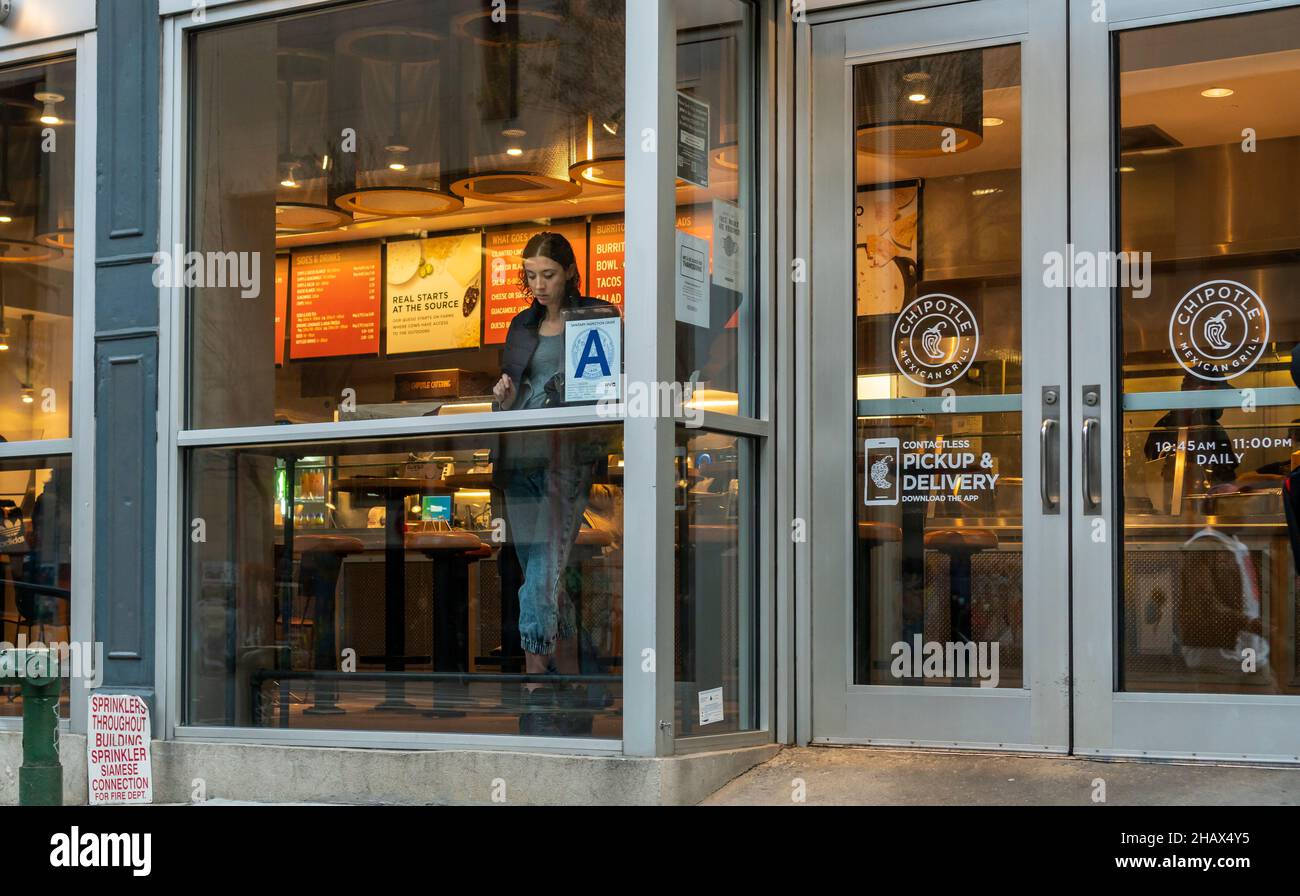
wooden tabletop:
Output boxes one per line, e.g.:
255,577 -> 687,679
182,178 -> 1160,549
404,531 -> 485,553
336,478 -> 443,495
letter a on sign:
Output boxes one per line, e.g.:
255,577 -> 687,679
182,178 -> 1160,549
576,330 -> 612,379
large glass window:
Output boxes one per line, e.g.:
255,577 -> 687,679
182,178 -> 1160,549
0,57 -> 75,444
188,0 -> 627,431
0,54 -> 77,720
0,455 -> 72,717
186,426 -> 624,735
852,45 -> 1025,687
673,0 -> 758,418
670,0 -> 762,738
674,430 -> 756,734
183,0 -> 631,740
1117,8 -> 1300,695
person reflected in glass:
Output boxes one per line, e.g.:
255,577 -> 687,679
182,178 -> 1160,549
1144,373 -> 1240,493
492,232 -> 617,734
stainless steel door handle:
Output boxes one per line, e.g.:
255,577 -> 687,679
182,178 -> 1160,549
1082,417 -> 1101,512
1040,418 -> 1059,513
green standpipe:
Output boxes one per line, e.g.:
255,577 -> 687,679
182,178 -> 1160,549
1,649 -> 62,806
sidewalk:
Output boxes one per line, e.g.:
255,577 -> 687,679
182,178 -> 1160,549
701,746 -> 1300,806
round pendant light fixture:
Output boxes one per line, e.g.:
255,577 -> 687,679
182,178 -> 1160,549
333,28 -> 461,219
451,111 -> 582,203
856,48 -> 984,158
0,103 -> 59,264
36,227 -> 73,251
450,170 -> 580,203
451,4 -> 563,49
569,110 -> 626,188
335,185 -> 462,218
275,202 -> 350,233
274,48 -> 350,233
0,238 -> 58,264
35,76 -> 77,251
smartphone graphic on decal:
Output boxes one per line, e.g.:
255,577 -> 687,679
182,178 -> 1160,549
864,437 -> 901,506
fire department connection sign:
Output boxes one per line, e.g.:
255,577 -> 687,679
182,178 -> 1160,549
88,693 -> 153,805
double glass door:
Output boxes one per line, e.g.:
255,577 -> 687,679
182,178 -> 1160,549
804,0 -> 1300,760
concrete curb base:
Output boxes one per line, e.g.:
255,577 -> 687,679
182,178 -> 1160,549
0,732 -> 779,805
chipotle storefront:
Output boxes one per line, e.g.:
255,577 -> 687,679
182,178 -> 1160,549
6,0 -> 1300,806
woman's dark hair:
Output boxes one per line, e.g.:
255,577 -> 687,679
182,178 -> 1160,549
520,231 -> 582,301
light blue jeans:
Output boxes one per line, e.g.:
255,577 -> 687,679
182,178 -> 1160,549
502,452 -> 597,656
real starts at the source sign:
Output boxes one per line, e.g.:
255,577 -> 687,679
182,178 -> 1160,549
87,693 -> 153,805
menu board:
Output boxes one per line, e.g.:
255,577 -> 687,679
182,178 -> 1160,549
588,216 -> 626,310
274,256 -> 289,367
385,233 -> 483,355
290,243 -> 381,360
483,221 -> 588,345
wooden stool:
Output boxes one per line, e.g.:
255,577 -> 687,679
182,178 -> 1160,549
856,520 -> 902,683
297,534 -> 365,716
405,531 -> 486,718
924,529 -> 998,651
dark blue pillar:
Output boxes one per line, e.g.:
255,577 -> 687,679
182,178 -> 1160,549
93,0 -> 161,723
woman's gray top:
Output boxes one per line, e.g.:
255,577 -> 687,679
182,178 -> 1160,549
518,333 -> 565,411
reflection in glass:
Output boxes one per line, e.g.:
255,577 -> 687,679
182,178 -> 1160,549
852,46 -> 1024,687
0,58 -> 76,443
185,427 -> 624,737
1117,9 -> 1300,695
674,0 -> 757,418
0,456 -> 72,717
674,431 -> 757,734
188,0 -> 627,430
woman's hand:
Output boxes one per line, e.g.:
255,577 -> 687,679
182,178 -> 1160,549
493,374 -> 517,411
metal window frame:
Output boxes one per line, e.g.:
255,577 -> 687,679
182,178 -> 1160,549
159,0 -> 630,754
158,0 -> 781,761
670,0 -> 777,754
0,33 -> 97,737
1071,0 -> 1300,763
798,0 -> 1074,751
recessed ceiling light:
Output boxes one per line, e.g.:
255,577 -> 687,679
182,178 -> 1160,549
506,147 -> 524,157
982,117 -> 1005,127
388,162 -> 407,171
908,93 -> 928,104
971,187 -> 1001,197
1118,166 -> 1136,173
1201,87 -> 1234,98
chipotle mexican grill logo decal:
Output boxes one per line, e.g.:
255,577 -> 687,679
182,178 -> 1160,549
1170,280 -> 1270,382
892,294 -> 979,388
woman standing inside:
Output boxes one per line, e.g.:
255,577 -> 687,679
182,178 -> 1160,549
492,232 -> 616,734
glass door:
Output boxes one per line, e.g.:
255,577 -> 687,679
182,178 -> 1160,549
804,0 -> 1072,749
1072,0 -> 1300,761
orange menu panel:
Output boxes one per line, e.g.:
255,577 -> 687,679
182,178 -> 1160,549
274,255 -> 288,367
588,216 -> 625,311
483,221 -> 588,345
290,243 -> 381,360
